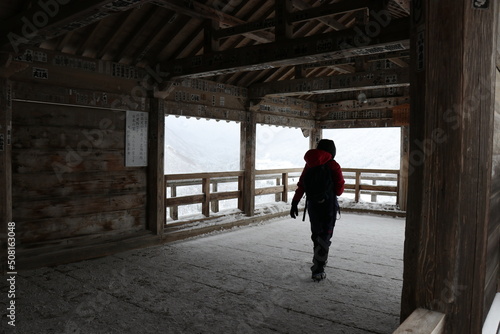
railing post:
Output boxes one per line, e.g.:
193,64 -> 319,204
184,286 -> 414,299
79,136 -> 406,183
355,171 -> 361,202
275,177 -> 281,202
170,184 -> 179,220
238,175 -> 244,211
282,172 -> 289,203
371,179 -> 377,202
202,177 -> 210,217
211,180 -> 219,213
170,184 -> 178,220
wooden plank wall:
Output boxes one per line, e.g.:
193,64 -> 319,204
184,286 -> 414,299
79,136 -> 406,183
11,100 -> 147,245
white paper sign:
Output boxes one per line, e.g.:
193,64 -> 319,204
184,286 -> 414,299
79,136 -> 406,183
125,110 -> 148,167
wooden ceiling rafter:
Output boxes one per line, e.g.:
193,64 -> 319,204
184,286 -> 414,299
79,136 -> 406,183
96,9 -> 138,60
55,29 -> 76,53
391,0 -> 410,15
113,5 -> 162,63
187,0 -> 273,85
75,18 -> 108,57
129,11 -> 178,66
0,0 -> 150,53
152,0 -> 274,44
215,0 -> 372,41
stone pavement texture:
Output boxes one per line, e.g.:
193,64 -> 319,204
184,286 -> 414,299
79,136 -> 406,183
2,212 -> 405,334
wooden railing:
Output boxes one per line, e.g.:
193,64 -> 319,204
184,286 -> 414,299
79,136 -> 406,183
165,168 -> 400,222
342,168 -> 400,203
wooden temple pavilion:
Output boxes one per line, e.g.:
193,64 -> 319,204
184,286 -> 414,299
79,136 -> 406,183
0,0 -> 498,333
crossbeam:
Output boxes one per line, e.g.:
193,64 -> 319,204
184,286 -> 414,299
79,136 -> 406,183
152,0 -> 274,43
249,68 -> 409,97
215,0 -> 371,40
163,17 -> 410,79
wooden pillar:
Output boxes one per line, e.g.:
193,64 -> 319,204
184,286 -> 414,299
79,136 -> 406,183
241,109 -> 256,216
399,125 -> 409,211
485,52 -> 500,311
147,98 -> 165,235
309,126 -> 322,150
0,79 -> 12,257
402,1 -> 498,333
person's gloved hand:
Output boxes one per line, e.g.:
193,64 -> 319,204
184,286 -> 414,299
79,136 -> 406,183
290,201 -> 299,219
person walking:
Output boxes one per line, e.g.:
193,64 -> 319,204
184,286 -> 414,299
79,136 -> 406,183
290,139 -> 345,281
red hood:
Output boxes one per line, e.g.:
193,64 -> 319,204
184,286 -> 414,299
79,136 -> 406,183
304,149 -> 332,167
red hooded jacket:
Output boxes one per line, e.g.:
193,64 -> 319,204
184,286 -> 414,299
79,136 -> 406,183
292,149 -> 345,203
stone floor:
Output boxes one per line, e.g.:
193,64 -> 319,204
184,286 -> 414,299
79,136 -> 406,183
2,212 -> 405,334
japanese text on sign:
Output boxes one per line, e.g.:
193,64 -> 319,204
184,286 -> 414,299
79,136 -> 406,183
125,110 -> 148,167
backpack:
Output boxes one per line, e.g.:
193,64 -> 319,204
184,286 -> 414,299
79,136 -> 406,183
303,163 -> 334,204
302,162 -> 341,222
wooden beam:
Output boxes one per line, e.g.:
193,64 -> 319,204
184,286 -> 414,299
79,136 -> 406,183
214,0 -> 367,40
388,57 -> 409,68
204,20 -> 220,53
152,0 -> 274,43
393,308 -> 445,334
301,50 -> 410,70
0,0 -> 150,53
275,0 -> 293,41
163,17 -> 410,79
249,68 -> 409,97
319,118 -> 395,129
319,96 -> 410,112
289,0 -> 371,24
291,0 -> 347,30
97,10 -> 137,60
147,98 -> 165,235
163,19 -> 409,78
392,0 -> 411,15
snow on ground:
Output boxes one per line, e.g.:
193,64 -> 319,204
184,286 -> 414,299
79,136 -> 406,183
6,213 -> 405,334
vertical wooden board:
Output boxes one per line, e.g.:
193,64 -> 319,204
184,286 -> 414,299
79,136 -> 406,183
401,0 -> 428,320
463,1 -> 498,331
399,126 -> 409,211
147,98 -> 165,235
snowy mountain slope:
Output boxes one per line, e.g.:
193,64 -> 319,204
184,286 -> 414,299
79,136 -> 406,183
165,116 -> 401,173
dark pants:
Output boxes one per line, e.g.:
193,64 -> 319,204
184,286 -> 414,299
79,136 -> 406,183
307,196 -> 338,273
